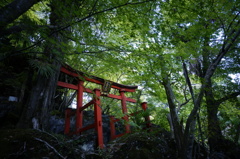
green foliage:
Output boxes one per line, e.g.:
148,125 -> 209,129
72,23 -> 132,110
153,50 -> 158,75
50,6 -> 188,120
29,59 -> 55,78
1,0 -> 240,155
50,110 -> 61,116
219,100 -> 240,142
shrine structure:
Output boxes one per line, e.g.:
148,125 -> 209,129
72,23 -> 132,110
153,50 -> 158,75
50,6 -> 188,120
57,64 -> 151,148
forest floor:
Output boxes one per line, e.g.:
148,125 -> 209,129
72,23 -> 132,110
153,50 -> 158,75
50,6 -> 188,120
0,129 -> 78,159
0,128 -> 239,159
0,128 -> 177,159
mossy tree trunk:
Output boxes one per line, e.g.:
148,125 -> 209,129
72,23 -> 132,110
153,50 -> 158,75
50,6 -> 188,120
17,0 -> 66,129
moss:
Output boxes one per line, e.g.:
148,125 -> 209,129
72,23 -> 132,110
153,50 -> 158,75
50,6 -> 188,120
50,110 -> 62,116
108,131 -> 177,159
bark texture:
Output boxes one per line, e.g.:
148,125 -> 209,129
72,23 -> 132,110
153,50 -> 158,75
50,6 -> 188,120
17,0 -> 65,129
0,0 -> 41,30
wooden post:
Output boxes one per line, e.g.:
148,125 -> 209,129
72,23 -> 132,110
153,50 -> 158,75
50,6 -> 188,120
110,116 -> 116,140
119,89 -> 130,133
94,89 -> 104,148
64,108 -> 71,134
76,80 -> 84,134
141,102 -> 151,129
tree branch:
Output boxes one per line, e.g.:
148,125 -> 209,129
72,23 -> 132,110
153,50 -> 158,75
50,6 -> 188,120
205,24 -> 240,81
179,98 -> 191,108
53,0 -> 154,36
0,0 -> 41,30
0,24 -> 58,37
184,23 -> 240,147
6,0 -> 154,55
216,91 -> 240,105
35,138 -> 66,159
182,58 -> 195,101
225,11 -> 240,33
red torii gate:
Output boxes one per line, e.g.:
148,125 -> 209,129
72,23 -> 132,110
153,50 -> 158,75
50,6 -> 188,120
57,64 -> 151,148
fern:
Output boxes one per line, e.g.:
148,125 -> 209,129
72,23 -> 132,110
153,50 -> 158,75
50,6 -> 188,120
29,59 -> 55,78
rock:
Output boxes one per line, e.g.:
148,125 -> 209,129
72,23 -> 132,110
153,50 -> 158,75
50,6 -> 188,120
0,101 -> 15,118
0,100 -> 19,128
109,131 -> 177,159
48,115 -> 74,134
48,111 -> 113,146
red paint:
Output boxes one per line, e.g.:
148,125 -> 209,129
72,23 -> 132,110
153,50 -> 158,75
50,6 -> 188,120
119,90 -> 130,134
75,81 -> 84,134
60,64 -> 138,92
110,116 -> 116,140
141,102 -> 152,130
64,108 -> 71,134
79,123 -> 95,132
57,65 -> 151,149
94,89 -> 104,148
57,81 -> 78,90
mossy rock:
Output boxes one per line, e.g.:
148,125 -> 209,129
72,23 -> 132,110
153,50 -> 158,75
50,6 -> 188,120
109,131 -> 176,159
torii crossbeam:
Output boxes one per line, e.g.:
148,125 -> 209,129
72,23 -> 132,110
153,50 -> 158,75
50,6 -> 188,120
57,64 -> 151,148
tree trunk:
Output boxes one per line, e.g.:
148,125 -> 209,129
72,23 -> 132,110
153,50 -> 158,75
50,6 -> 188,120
17,0 -> 66,129
0,0 -> 41,31
235,123 -> 240,144
163,79 -> 198,159
204,79 -> 223,152
167,113 -> 175,139
17,65 -> 60,129
161,71 -> 187,158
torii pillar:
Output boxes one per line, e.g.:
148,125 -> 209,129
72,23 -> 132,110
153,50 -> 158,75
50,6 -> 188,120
119,89 -> 130,133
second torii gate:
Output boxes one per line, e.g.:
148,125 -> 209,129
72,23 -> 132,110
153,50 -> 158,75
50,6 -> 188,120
57,64 -> 151,148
